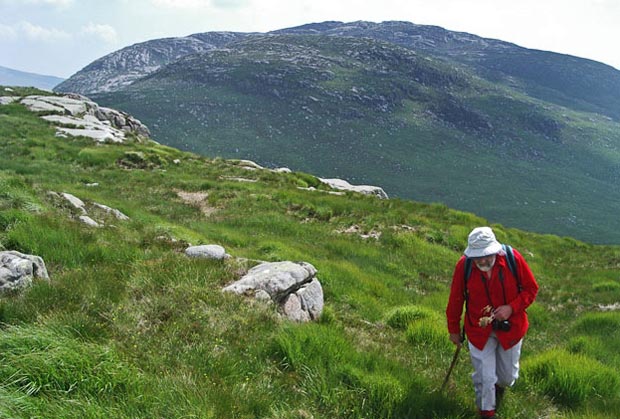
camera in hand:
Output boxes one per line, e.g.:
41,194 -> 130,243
492,319 -> 511,331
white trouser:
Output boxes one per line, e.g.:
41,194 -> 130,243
468,332 -> 522,411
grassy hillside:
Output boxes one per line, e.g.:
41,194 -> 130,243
2,88 -> 620,418
92,35 -> 620,244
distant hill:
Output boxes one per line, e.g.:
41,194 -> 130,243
0,65 -> 64,90
55,21 -> 620,244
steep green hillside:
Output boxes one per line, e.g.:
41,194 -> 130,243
2,88 -> 620,418
92,35 -> 620,244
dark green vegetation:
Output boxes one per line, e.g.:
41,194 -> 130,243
2,87 -> 620,418
82,27 -> 620,244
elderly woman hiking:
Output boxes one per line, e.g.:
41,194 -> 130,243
446,227 -> 539,419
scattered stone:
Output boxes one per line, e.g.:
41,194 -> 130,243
61,192 -> 87,214
234,159 -> 264,170
297,186 -> 345,196
92,202 -> 130,220
222,261 -> 323,322
0,251 -> 49,293
319,178 -> 388,199
52,191 -> 130,226
336,224 -> 382,239
221,176 -> 258,183
391,224 -> 418,232
185,244 -> 230,260
0,96 -> 19,105
598,303 -> 620,311
79,215 -> 102,227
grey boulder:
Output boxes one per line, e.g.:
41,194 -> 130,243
223,261 -> 324,321
0,251 -> 50,293
185,244 -> 230,260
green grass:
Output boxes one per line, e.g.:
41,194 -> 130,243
2,89 -> 620,418
523,349 -> 620,409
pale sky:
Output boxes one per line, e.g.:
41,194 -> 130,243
1,0 -> 618,79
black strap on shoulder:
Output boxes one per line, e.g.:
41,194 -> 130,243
501,244 -> 521,292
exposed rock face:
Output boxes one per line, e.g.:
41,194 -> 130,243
54,32 -> 248,95
0,251 -> 50,293
223,261 -> 323,322
0,94 -> 150,143
319,178 -> 389,199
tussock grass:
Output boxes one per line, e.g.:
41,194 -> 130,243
0,325 -> 138,398
523,349 -> 620,409
405,321 -> 453,353
592,280 -> 620,292
385,304 -> 437,329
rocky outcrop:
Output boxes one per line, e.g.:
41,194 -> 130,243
0,94 -> 150,143
319,178 -> 389,199
0,251 -> 50,293
223,261 -> 323,322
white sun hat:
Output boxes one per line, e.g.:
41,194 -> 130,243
464,227 -> 502,258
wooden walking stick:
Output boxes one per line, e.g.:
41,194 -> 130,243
441,331 -> 465,392
440,343 -> 461,392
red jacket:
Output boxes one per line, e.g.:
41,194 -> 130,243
446,248 -> 539,350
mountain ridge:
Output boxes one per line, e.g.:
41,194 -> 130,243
55,20 -> 620,121
54,21 -> 620,244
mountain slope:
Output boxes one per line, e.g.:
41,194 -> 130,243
2,87 -> 620,418
275,21 -> 620,121
89,34 -> 620,244
0,65 -> 64,90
